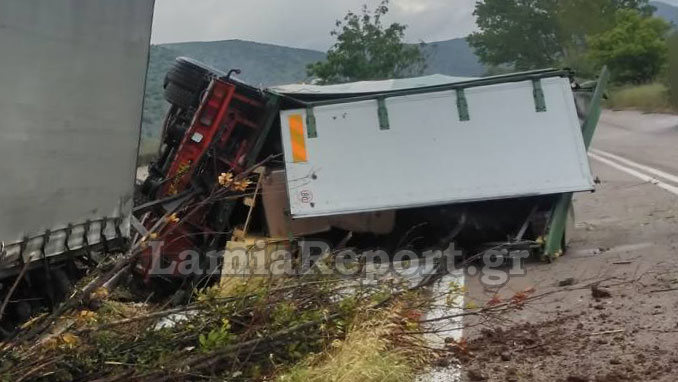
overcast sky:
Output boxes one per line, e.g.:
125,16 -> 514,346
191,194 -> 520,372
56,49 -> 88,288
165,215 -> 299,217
151,0 -> 478,50
151,0 -> 678,50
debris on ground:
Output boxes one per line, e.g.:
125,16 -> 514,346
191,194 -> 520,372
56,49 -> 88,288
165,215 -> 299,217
591,284 -> 613,299
0,251 -> 472,381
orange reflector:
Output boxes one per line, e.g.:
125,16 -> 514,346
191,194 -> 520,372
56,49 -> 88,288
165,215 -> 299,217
288,114 -> 307,163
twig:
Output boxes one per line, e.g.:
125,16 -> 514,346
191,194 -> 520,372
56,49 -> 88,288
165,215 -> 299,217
16,357 -> 61,382
73,305 -> 202,334
16,250 -> 140,343
102,265 -> 131,291
648,287 -> 678,294
588,329 -> 624,336
0,260 -> 31,321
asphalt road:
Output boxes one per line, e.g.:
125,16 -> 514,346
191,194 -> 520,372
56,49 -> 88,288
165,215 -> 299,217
427,110 -> 678,381
593,110 -> 678,177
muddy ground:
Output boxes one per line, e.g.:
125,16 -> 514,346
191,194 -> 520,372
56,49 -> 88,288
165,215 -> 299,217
450,112 -> 678,381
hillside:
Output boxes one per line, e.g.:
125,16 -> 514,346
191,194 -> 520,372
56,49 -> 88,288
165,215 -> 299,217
141,38 -> 483,141
421,39 -> 484,78
140,2 -> 678,142
652,1 -> 678,25
141,40 -> 327,141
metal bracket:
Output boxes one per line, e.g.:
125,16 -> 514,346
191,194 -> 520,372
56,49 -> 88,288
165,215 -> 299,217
306,107 -> 317,138
19,237 -> 28,264
543,67 -> 609,261
114,217 -> 123,239
532,79 -> 547,112
456,89 -> 470,121
100,218 -> 109,253
83,219 -> 92,260
580,66 -> 610,149
377,97 -> 390,130
64,224 -> 73,252
40,230 -> 51,260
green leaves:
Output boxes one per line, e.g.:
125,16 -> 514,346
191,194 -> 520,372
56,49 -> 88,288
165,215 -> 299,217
307,0 -> 425,84
467,0 -> 563,70
467,0 -> 657,74
667,32 -> 678,107
587,10 -> 671,83
198,319 -> 234,352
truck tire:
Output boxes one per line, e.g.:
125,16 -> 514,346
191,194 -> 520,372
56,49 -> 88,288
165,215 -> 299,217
163,57 -> 224,109
165,61 -> 210,93
163,82 -> 199,109
165,57 -> 222,91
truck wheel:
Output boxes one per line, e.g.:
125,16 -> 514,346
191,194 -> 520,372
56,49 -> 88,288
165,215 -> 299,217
165,57 -> 212,93
163,82 -> 200,109
163,57 -> 224,109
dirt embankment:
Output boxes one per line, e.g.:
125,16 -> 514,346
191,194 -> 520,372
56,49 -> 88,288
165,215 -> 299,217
454,274 -> 678,382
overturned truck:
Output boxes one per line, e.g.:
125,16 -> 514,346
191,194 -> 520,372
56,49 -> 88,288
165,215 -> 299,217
138,59 -> 608,281
0,2 -> 607,325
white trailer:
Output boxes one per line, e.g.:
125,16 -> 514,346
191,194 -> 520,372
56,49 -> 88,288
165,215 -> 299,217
0,0 -> 154,280
274,71 -> 593,218
270,69 -> 608,259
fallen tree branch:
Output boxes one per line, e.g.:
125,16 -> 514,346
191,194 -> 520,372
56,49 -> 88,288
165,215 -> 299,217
139,313 -> 341,382
588,329 -> 624,336
648,287 -> 678,294
0,259 -> 30,321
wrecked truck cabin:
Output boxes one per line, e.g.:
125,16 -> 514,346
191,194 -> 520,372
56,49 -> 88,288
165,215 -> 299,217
136,58 -> 608,281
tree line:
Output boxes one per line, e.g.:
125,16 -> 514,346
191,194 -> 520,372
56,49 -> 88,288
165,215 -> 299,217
469,0 -> 673,85
309,0 -> 676,98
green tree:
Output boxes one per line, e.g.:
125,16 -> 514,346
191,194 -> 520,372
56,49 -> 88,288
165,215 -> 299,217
588,10 -> 670,83
307,0 -> 424,84
467,0 -> 654,70
667,32 -> 678,107
468,0 -> 561,70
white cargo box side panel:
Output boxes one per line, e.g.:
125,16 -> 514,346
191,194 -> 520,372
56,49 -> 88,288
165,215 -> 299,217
0,0 -> 155,261
281,77 -> 593,218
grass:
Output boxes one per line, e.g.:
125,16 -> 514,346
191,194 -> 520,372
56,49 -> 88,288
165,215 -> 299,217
606,83 -> 676,113
278,325 -> 415,382
277,305 -> 431,382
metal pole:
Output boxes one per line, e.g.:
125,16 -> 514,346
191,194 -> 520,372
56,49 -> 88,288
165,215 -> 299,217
543,67 -> 609,260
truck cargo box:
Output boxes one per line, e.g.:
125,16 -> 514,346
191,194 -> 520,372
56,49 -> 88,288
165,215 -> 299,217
272,70 -> 593,218
0,0 -> 155,274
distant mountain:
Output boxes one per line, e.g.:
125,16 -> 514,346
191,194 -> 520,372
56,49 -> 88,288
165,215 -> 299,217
141,38 -> 483,140
161,40 -> 327,87
652,1 -> 678,25
422,39 -> 485,78
141,40 -> 326,140
140,2 -> 678,141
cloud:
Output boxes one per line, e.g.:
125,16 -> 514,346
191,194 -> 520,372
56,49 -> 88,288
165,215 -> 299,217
151,0 -> 477,50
